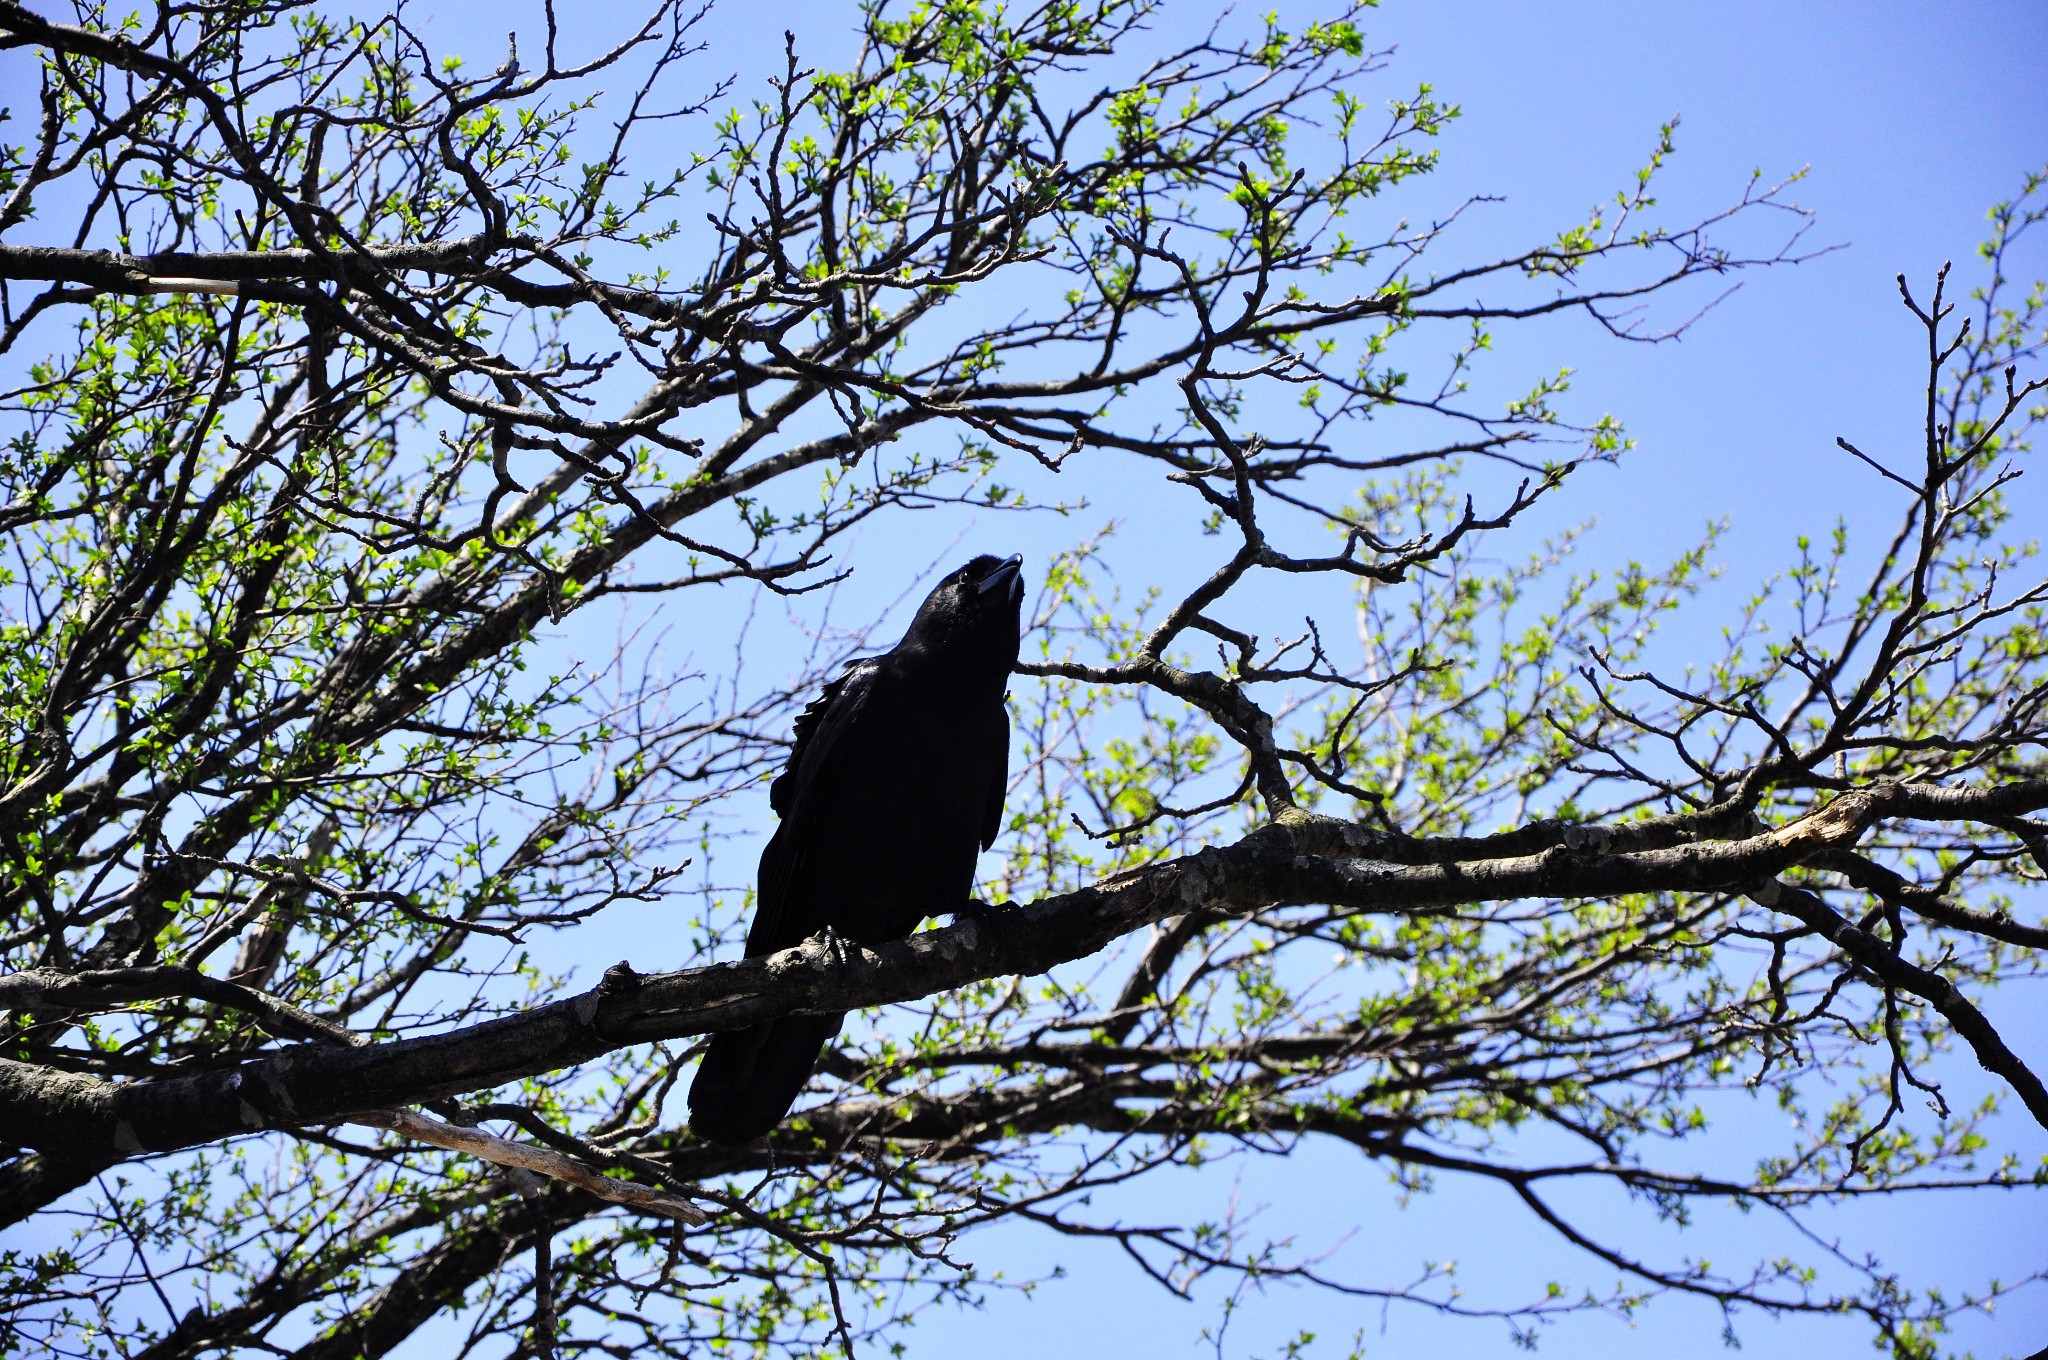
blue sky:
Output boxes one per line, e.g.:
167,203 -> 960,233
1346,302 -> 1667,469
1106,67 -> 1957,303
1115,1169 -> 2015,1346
367,1 -> 2048,1357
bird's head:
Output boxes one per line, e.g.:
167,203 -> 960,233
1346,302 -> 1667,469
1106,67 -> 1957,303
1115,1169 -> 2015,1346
900,553 -> 1025,670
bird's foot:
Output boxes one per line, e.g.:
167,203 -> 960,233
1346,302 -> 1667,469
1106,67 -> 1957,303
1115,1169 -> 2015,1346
812,923 -> 856,970
949,899 -> 1008,938
951,897 -> 1006,922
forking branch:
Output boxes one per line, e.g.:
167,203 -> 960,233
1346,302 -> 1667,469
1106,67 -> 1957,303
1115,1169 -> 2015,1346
2,0 -> 2043,1353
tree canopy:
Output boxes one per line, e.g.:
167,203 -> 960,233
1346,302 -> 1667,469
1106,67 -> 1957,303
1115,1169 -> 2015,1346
0,0 -> 2043,1356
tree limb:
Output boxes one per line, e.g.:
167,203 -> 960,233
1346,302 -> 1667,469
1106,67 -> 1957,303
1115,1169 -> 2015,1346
347,1107 -> 709,1225
5,777 -> 2043,1198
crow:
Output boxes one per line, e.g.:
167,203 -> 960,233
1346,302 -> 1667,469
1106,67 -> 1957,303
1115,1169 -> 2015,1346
687,553 -> 1025,1146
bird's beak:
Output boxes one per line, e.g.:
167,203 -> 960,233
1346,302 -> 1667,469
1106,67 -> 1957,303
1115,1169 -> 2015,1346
978,554 -> 1023,600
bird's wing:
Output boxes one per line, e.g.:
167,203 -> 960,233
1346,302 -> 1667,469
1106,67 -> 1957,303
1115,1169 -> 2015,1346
770,660 -> 874,816
750,659 -> 880,956
980,693 -> 1010,851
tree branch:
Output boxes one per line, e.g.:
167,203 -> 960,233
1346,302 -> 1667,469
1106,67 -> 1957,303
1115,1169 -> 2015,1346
5,777 -> 2042,1201
347,1107 -> 708,1224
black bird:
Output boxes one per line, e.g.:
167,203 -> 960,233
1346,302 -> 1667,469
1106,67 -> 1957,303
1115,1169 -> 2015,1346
688,553 -> 1025,1146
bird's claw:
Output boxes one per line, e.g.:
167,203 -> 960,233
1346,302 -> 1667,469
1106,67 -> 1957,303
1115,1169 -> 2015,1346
814,923 -> 855,970
951,898 -> 1007,925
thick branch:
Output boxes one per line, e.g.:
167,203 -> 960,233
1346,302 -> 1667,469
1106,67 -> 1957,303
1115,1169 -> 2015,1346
0,238 -> 496,292
3,777 -> 2041,1195
0,964 -> 362,1047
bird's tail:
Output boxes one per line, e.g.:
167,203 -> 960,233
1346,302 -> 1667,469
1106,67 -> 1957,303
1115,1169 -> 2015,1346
687,1012 -> 846,1146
